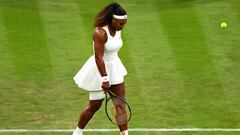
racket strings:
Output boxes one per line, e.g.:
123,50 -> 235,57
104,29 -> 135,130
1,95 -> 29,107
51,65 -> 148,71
107,97 -> 130,125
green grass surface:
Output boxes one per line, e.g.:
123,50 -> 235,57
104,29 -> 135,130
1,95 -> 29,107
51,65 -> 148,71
0,0 -> 240,134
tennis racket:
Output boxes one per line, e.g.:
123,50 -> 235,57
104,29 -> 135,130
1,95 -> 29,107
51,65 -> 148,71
105,90 -> 131,125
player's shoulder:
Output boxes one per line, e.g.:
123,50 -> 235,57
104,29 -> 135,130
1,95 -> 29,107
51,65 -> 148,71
94,27 -> 106,35
93,27 -> 107,39
93,27 -> 107,42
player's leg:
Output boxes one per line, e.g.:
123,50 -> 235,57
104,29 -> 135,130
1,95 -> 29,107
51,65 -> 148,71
109,83 -> 128,135
72,91 -> 104,135
77,99 -> 103,128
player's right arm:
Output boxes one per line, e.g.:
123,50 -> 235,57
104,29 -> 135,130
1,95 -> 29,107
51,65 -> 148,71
93,28 -> 110,91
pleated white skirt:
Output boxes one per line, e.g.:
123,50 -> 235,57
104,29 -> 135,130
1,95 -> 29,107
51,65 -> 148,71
73,55 -> 127,91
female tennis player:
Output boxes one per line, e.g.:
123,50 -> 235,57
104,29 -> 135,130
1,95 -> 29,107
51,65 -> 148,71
72,3 -> 128,135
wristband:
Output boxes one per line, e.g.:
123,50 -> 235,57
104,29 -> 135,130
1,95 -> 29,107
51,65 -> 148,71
102,76 -> 109,82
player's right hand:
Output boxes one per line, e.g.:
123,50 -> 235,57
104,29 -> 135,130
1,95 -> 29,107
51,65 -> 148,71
101,81 -> 110,91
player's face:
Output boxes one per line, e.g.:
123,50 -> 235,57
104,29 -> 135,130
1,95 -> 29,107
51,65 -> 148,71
112,19 -> 127,31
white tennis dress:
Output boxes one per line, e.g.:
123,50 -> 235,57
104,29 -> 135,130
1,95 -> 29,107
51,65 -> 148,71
73,25 -> 127,91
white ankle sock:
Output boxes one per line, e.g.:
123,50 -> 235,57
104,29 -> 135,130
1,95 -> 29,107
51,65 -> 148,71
120,130 -> 128,135
72,127 -> 83,135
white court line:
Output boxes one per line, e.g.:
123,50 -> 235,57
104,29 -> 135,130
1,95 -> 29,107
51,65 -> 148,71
0,128 -> 240,132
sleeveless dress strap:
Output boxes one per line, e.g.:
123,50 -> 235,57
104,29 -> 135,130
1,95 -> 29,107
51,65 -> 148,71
101,26 -> 110,38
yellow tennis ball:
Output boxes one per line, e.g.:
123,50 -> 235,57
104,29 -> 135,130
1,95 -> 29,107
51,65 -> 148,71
221,22 -> 227,29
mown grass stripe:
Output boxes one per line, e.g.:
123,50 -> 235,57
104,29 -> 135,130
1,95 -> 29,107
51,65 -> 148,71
0,0 -> 53,84
194,0 -> 240,127
157,1 -> 224,127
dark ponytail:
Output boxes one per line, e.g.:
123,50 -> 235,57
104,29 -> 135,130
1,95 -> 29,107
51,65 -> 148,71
94,3 -> 127,27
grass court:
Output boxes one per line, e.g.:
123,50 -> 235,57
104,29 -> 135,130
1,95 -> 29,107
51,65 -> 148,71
0,0 -> 240,134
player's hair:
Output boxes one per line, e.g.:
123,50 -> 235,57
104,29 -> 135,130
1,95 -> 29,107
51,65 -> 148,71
94,3 -> 127,27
